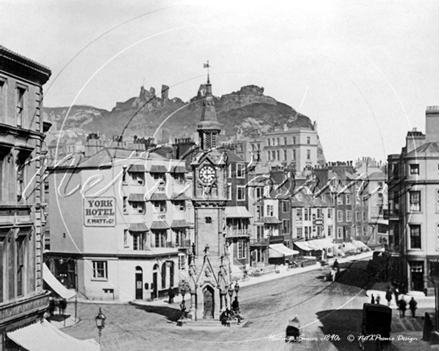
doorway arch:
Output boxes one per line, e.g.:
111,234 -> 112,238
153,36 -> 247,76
203,285 -> 215,319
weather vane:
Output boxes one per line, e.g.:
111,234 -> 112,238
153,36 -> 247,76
203,60 -> 210,83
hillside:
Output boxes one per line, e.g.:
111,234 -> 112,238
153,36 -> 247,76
43,84 -> 325,163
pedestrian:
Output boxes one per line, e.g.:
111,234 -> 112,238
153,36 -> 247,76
409,297 -> 417,318
232,297 -> 243,324
375,294 -> 381,305
59,299 -> 67,316
333,259 -> 340,272
179,300 -> 186,320
331,268 -> 337,282
49,298 -> 56,316
168,286 -> 175,304
398,297 -> 407,318
422,313 -> 432,341
220,308 -> 230,326
385,288 -> 393,306
370,294 -> 375,304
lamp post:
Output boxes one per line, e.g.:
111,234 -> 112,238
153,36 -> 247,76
234,281 -> 240,297
95,308 -> 106,345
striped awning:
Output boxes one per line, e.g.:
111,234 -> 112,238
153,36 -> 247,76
129,223 -> 149,232
150,221 -> 169,229
150,193 -> 168,201
171,220 -> 189,228
128,164 -> 145,172
149,165 -> 167,173
264,217 -> 282,224
128,193 -> 145,202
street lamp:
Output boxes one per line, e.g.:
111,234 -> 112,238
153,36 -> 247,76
234,281 -> 240,297
95,308 -> 106,345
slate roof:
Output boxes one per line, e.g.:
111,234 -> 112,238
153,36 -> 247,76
407,142 -> 439,157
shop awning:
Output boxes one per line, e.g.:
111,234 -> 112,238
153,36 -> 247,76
307,239 -> 335,250
43,264 -> 76,300
7,319 -> 99,351
342,242 -> 357,252
170,220 -> 189,228
293,241 -> 314,251
225,206 -> 253,218
128,193 -> 145,202
269,244 -> 299,258
264,217 -> 282,224
171,193 -> 190,201
149,165 -> 167,173
150,193 -> 168,201
128,164 -> 145,172
352,240 -> 370,250
129,223 -> 149,232
150,221 -> 169,229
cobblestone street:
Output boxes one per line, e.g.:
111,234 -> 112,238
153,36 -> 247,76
60,260 -> 436,351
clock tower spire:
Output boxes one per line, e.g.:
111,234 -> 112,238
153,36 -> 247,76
197,63 -> 221,151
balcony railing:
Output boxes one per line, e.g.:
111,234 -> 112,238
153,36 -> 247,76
250,237 -> 269,246
225,229 -> 251,237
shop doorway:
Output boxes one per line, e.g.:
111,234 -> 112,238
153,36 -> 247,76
410,261 -> 424,291
135,266 -> 143,300
151,264 -> 159,300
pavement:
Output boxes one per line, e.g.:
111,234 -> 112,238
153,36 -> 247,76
131,251 -> 375,308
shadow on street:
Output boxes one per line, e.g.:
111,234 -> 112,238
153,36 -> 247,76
134,304 -> 181,322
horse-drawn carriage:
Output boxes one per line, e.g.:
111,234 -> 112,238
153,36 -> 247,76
358,303 -> 392,350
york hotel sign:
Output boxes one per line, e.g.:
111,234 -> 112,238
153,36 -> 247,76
84,197 -> 116,227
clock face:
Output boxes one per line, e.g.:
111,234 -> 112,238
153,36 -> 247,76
199,165 -> 216,184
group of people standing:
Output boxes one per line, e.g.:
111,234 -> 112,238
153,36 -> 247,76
370,285 -> 433,342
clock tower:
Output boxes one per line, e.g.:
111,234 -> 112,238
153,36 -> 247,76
191,75 -> 227,256
187,75 -> 231,321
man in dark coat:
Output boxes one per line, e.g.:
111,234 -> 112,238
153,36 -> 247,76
231,297 -> 243,324
398,297 -> 407,318
423,313 -> 432,341
409,297 -> 417,318
385,288 -> 393,306
168,286 -> 175,304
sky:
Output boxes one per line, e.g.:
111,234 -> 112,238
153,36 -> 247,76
1,0 -> 438,162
